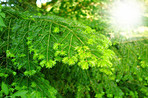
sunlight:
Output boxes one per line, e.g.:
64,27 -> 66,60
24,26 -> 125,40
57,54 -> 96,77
36,0 -> 52,8
111,0 -> 144,29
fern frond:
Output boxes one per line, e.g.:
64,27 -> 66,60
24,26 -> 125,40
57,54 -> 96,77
4,8 -> 114,71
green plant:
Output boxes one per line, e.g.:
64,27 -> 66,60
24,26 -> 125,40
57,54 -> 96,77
0,5 -> 6,31
0,6 -> 114,97
0,0 -> 148,97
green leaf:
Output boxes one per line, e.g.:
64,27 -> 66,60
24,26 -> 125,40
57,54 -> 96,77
60,51 -> 66,56
95,92 -> 105,98
0,73 -> 8,77
31,82 -> 37,87
39,54 -> 45,60
46,60 -> 56,68
107,94 -> 113,97
40,60 -> 46,67
62,57 -> 69,64
0,16 -> 6,27
13,72 -> 17,76
53,27 -> 59,33
12,90 -> 28,97
0,13 -> 5,18
1,82 -> 9,95
68,58 -> 75,65
53,43 -> 59,50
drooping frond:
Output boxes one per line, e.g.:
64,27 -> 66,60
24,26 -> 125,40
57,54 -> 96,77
4,7 -> 114,71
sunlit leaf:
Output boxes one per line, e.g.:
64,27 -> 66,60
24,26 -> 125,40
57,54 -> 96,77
2,82 -> 9,95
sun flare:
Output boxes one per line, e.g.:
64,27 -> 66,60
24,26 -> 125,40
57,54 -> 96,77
111,0 -> 144,29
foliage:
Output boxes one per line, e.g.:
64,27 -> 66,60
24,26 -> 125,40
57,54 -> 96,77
47,0 -> 109,19
110,39 -> 148,98
0,6 -> 114,97
0,0 -> 148,98
0,5 -> 6,31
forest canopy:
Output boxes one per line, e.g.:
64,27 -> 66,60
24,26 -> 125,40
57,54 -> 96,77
0,0 -> 148,98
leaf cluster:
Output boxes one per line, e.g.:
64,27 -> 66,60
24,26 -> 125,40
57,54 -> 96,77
0,7 -> 114,97
0,1 -> 148,97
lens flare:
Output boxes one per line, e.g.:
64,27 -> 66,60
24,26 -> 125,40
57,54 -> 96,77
111,0 -> 144,29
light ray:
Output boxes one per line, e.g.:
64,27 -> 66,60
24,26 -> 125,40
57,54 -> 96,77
111,0 -> 144,29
